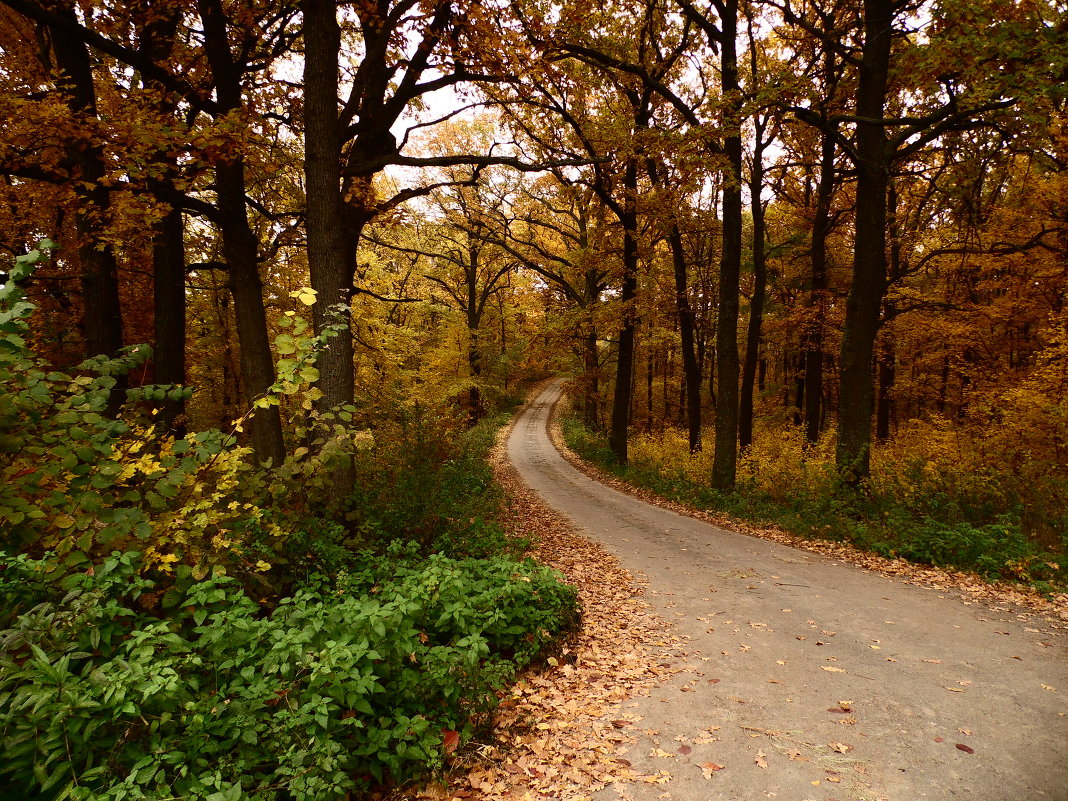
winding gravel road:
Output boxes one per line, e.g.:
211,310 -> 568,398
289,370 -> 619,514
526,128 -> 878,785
507,381 -> 1067,801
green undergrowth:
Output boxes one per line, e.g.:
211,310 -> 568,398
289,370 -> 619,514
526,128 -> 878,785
0,250 -> 579,800
561,416 -> 1066,592
0,547 -> 577,801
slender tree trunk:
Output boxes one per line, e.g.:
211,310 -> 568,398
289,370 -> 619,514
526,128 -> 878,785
668,225 -> 703,452
583,326 -> 600,430
150,188 -> 187,431
216,160 -> 285,465
199,0 -> 284,463
609,156 -> 640,463
712,0 -> 742,490
805,127 -> 835,444
739,170 -> 767,452
876,337 -> 895,441
836,0 -> 892,485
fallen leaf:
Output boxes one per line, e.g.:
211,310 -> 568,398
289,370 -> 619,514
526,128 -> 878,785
652,748 -> 675,759
678,745 -> 692,755
956,744 -> 975,754
1041,684 -> 1057,692
821,666 -> 846,673
611,720 -> 630,728
828,742 -> 852,754
945,687 -> 965,693
755,751 -> 768,769
699,762 -> 725,779
442,729 -> 460,755
934,737 -> 944,743
923,659 -> 943,664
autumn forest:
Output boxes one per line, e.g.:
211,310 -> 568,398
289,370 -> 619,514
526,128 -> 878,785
0,0 -> 1066,797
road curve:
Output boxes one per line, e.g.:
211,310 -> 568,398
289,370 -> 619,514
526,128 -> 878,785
507,380 -> 1067,801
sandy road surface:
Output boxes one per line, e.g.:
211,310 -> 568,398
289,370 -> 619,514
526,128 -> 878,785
506,381 -> 1067,801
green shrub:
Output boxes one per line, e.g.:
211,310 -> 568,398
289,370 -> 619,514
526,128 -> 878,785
0,549 -> 578,800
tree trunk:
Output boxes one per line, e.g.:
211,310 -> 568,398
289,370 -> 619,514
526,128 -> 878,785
739,164 -> 767,452
609,157 -> 640,463
49,2 -> 124,383
836,0 -> 892,485
876,336 -> 895,441
805,126 -> 835,444
669,225 -> 703,452
199,0 -> 284,463
150,188 -> 187,431
303,0 -> 356,421
712,0 -> 742,490
216,160 -> 285,465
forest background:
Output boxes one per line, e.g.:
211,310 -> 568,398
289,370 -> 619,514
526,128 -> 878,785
0,0 -> 1066,798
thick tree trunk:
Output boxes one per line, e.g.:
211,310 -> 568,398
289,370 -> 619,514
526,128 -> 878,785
49,2 -> 124,370
836,0 -> 892,485
712,0 -> 742,490
303,0 -> 355,419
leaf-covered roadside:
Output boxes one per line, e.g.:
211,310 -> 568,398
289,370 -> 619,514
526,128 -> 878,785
390,422 -> 689,801
555,418 -> 1068,629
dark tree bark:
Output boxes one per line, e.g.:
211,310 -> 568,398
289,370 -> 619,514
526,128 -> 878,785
199,0 -> 285,464
150,193 -> 187,431
302,0 -> 356,421
804,125 -> 835,444
835,0 -> 891,485
140,7 -> 187,432
712,0 -> 742,490
739,111 -> 772,453
48,2 -> 124,366
608,155 -> 640,463
669,224 -> 703,452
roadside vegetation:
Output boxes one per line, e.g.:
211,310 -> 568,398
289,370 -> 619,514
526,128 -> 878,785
0,253 -> 578,800
562,402 -> 1067,593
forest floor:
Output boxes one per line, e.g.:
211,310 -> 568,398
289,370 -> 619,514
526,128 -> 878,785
395,381 -> 1068,801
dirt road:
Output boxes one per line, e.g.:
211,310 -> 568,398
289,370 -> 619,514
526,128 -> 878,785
506,381 -> 1067,801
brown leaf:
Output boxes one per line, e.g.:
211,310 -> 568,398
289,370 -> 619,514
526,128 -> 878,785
699,762 -> 725,779
955,744 -> 975,754
442,729 -> 460,755
827,742 -> 852,754
611,720 -> 630,728
678,744 -> 692,755
755,751 -> 768,769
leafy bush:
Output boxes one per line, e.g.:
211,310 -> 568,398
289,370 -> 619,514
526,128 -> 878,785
0,549 -> 578,800
344,408 -> 525,558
